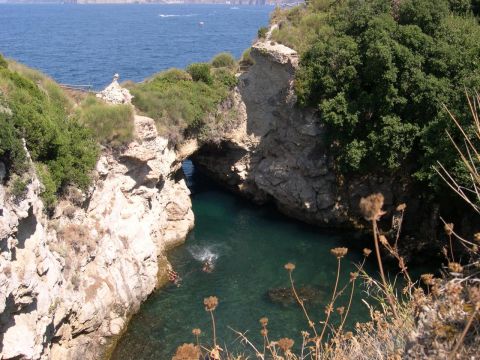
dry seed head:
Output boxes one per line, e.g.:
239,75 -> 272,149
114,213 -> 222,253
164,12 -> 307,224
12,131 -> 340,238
301,331 -> 310,338
277,338 -> 294,352
260,328 -> 268,337
363,248 -> 372,257
421,273 -> 435,286
431,281 -> 442,298
444,223 -> 454,236
284,262 -> 296,271
325,303 -> 334,315
359,193 -> 385,221
350,272 -> 358,281
345,331 -> 353,340
379,235 -> 389,246
203,296 -> 218,311
172,343 -> 200,360
336,306 -> 345,316
448,262 -> 463,273
330,247 -> 348,259
192,328 -> 201,336
474,233 -> 480,243
259,317 -> 268,327
468,286 -> 480,306
396,203 -> 407,211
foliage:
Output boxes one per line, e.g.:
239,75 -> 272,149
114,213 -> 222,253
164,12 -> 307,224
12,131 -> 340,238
257,26 -> 268,39
271,4 -> 332,54
211,52 -> 236,69
213,68 -> 238,88
129,66 -> 237,144
285,0 -> 480,191
187,62 -> 213,84
10,175 -> 28,198
240,48 -> 255,67
76,95 -> 134,147
0,54 -> 8,69
0,60 -> 98,208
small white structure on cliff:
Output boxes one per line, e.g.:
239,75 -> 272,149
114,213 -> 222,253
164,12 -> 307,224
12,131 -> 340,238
96,73 -> 133,104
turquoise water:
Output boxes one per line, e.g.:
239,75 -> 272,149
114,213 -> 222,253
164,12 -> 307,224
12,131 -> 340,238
112,163 -> 377,359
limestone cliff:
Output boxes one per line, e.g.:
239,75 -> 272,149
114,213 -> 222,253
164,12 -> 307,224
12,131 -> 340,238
194,39 -> 438,249
0,114 -> 193,359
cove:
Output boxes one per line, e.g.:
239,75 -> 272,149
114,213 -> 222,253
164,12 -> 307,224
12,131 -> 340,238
111,161 -> 377,359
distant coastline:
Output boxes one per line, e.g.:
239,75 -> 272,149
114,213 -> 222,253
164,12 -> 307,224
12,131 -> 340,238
0,0 -> 299,4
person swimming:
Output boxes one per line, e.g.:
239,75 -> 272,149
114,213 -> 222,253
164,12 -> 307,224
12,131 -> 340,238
167,269 -> 181,286
202,258 -> 214,273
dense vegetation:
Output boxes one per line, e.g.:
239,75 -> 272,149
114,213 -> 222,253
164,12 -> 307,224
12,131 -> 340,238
273,0 -> 480,192
0,55 -> 137,208
127,59 -> 238,144
0,57 -> 98,207
76,95 -> 134,147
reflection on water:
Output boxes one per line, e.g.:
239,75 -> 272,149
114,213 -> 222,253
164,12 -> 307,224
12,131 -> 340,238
112,161 -> 376,359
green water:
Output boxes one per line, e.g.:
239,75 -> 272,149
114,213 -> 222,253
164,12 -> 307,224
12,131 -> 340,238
112,164 -> 377,359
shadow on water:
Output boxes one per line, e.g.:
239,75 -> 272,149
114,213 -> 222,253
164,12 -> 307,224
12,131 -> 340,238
111,160 -> 409,359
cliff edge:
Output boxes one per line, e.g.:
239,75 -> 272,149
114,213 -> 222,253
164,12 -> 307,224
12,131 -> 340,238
0,113 -> 193,359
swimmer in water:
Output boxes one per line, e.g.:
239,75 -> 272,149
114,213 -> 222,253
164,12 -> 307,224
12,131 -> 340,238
167,269 -> 181,286
202,258 -> 214,273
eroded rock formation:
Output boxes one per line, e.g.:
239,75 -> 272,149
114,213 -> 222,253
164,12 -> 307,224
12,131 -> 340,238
194,39 -> 437,249
0,114 -> 193,359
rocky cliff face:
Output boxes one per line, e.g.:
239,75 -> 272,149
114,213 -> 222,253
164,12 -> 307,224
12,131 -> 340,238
194,39 -> 437,248
0,115 -> 194,359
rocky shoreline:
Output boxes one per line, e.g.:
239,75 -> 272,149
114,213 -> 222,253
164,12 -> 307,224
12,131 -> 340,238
0,111 -> 194,359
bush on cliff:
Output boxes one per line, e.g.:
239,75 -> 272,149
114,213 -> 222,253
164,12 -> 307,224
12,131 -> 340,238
76,95 -> 135,147
0,59 -> 98,208
271,0 -> 480,192
0,54 -> 8,69
129,65 -> 237,144
187,62 -> 214,85
211,52 -> 236,69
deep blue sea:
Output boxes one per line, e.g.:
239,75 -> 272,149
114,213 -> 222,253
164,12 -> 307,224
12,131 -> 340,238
0,4 -> 272,88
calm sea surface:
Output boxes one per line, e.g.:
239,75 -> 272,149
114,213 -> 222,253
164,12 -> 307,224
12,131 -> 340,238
0,4 -> 272,88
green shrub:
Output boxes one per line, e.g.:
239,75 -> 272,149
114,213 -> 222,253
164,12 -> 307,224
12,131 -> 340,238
0,54 -> 7,69
0,63 -> 98,208
0,111 -> 28,174
213,68 -> 238,88
292,0 -> 480,192
10,175 -> 28,198
186,63 -> 213,84
77,95 -> 134,147
240,48 -> 255,67
154,68 -> 192,82
257,26 -> 269,39
130,64 -> 237,144
211,52 -> 236,68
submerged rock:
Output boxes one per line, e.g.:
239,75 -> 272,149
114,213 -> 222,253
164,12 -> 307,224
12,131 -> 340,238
267,285 -> 324,307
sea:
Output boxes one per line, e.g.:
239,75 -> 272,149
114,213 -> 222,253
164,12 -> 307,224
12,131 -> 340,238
0,3 -> 273,89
